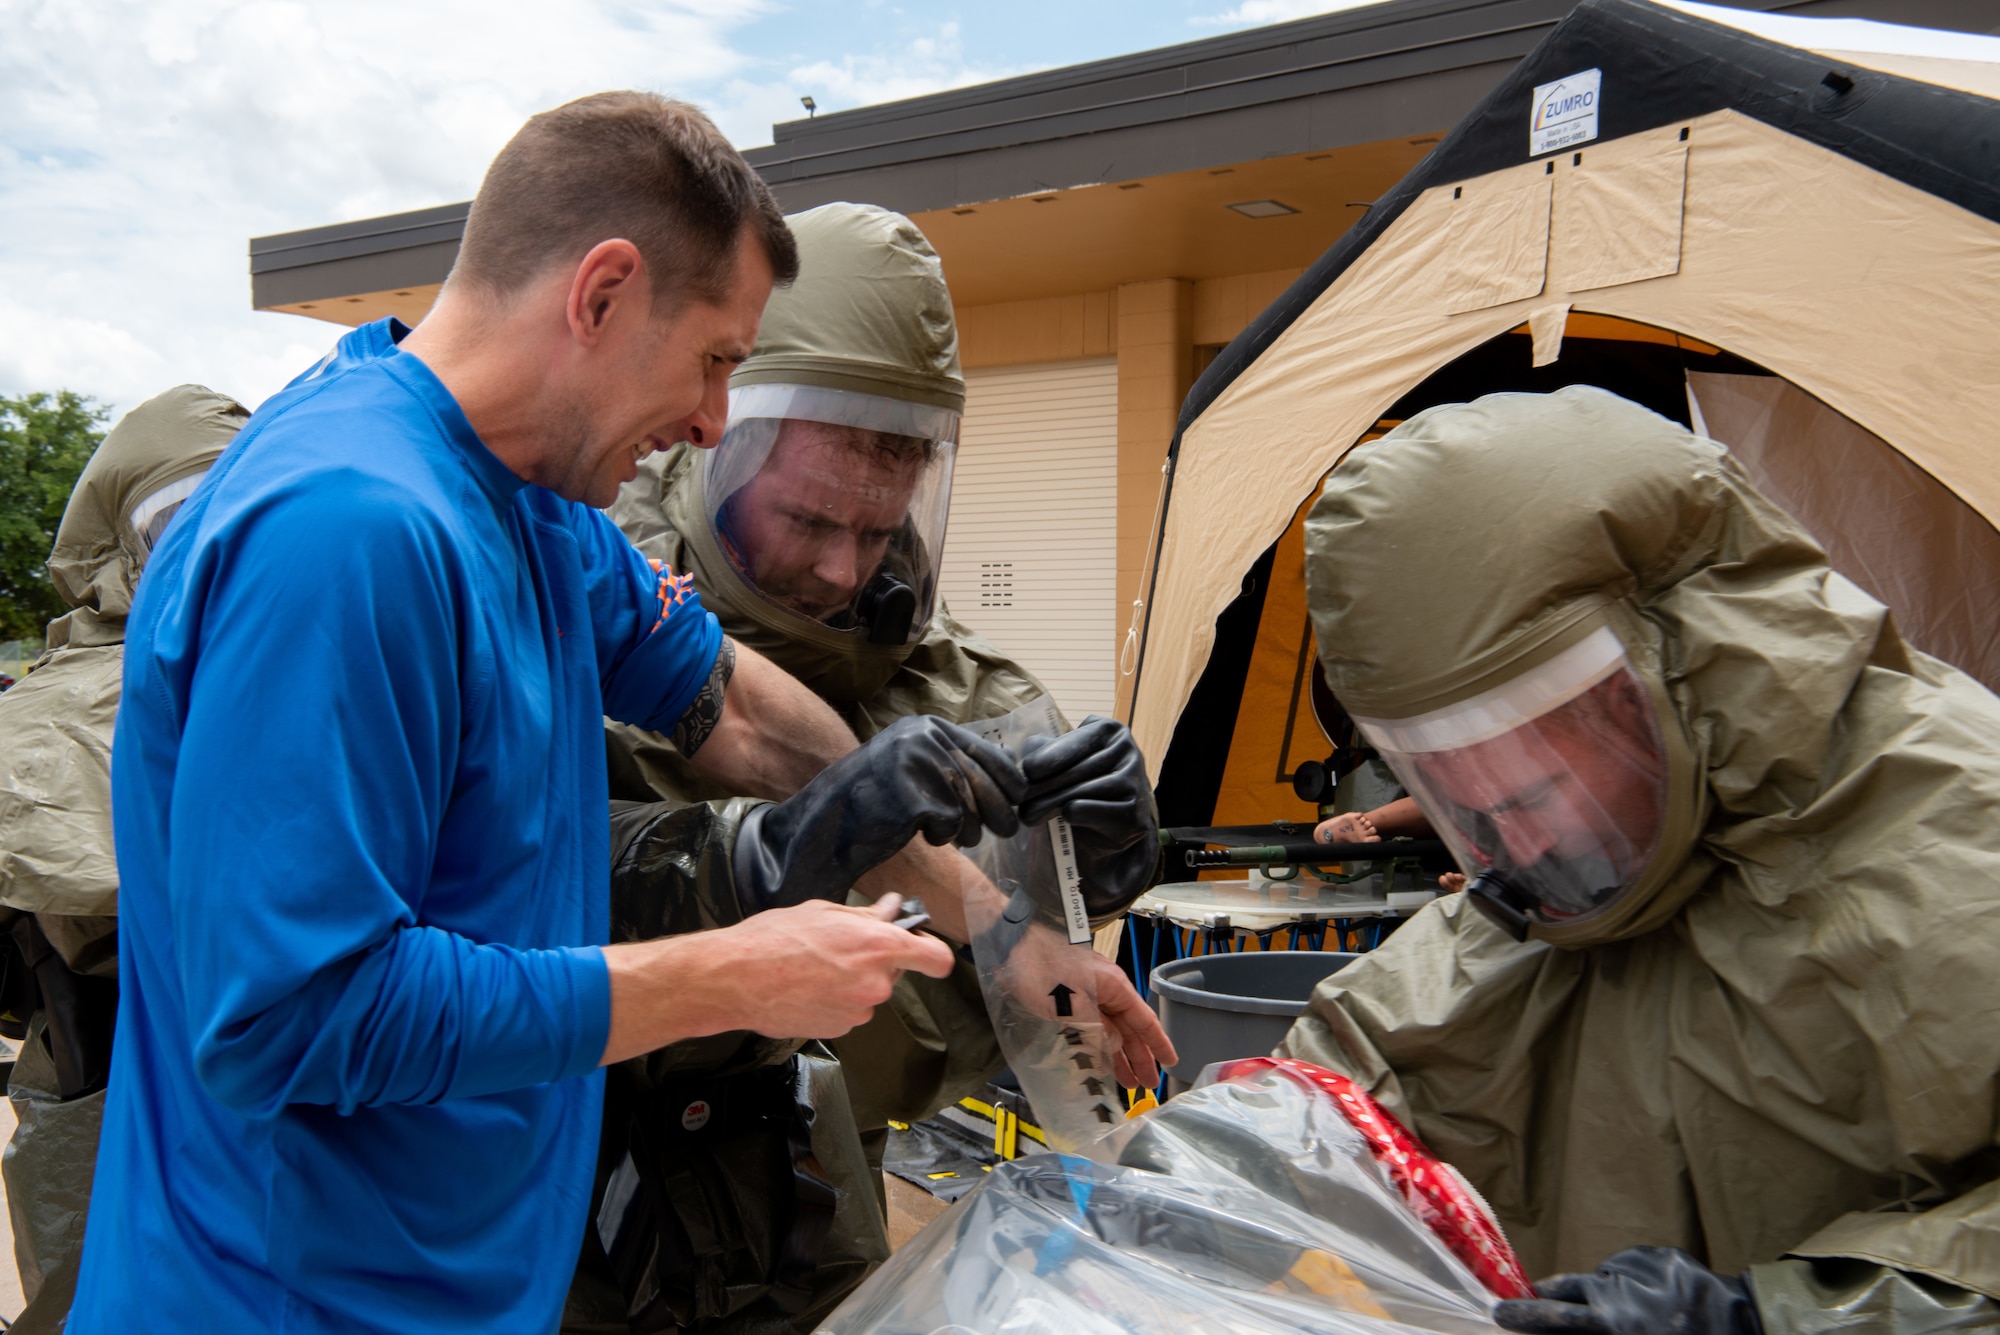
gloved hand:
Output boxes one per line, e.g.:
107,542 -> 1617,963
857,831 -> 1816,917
1018,715 -> 1159,920
734,715 -> 1026,912
1495,1247 -> 1762,1335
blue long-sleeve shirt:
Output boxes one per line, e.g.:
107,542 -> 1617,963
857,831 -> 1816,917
70,321 -> 725,1333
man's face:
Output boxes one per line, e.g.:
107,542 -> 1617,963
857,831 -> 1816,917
557,228 -> 774,508
1412,672 -> 1663,897
722,419 -> 924,622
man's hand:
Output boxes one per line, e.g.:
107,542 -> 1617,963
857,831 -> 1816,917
982,918 -> 1177,1090
1494,1247 -> 1762,1335
1019,716 -> 1159,919
1089,948 -> 1178,1089
600,894 -> 955,1065
734,715 -> 1026,911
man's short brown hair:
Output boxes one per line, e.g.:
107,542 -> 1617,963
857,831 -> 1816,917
451,92 -> 799,308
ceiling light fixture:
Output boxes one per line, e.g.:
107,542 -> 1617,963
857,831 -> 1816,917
1226,199 -> 1300,219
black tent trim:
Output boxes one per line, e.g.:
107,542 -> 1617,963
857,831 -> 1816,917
1131,0 -> 2000,725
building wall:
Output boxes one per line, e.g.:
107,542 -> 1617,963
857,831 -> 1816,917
938,360 -> 1120,720
948,267 -> 1303,719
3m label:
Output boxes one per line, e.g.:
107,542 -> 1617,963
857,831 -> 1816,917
1531,68 -> 1600,156
681,1099 -> 711,1131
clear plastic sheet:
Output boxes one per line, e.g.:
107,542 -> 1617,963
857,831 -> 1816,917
818,1062 -> 1506,1334
959,698 -> 1121,1156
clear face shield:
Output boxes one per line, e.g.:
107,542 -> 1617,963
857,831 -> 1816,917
127,470 -> 210,561
1353,627 -> 1668,940
703,383 -> 958,645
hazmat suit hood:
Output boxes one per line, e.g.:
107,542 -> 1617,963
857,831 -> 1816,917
729,201 -> 963,411
1305,386 -> 1813,946
1,384 -> 246,920
1284,386 -> 2000,1317
616,201 -> 966,700
43,384 -> 246,649
690,199 -> 963,666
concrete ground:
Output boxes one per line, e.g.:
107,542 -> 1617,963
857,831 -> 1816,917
883,1172 -> 951,1251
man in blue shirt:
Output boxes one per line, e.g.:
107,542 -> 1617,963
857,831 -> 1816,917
71,93 -> 1012,1333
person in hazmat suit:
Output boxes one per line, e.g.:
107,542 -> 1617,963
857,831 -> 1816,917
564,201 -> 1169,1335
1279,384 -> 2000,1334
0,385 -> 245,1333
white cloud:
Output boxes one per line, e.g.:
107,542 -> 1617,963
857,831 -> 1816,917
782,23 -> 1010,108
1192,0 -> 1388,28
0,0 -> 1017,418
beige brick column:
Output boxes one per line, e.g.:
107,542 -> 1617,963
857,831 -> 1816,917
1113,278 -> 1194,720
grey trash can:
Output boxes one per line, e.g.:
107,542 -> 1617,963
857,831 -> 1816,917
1151,951 -> 1359,1092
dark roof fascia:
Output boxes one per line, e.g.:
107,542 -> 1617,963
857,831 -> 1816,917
249,201 -> 470,277
745,0 -> 1576,185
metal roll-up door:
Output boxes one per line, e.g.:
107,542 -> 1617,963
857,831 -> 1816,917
939,358 -> 1118,720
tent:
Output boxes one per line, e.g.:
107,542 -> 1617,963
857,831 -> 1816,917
1128,0 -> 2000,834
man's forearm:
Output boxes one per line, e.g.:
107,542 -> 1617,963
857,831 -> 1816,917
685,639 -> 858,799
600,898 -> 958,1065
854,840 -> 1009,943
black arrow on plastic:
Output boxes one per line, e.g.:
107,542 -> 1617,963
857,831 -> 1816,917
1071,1052 -> 1094,1070
1049,984 -> 1075,1017
1083,1077 -> 1107,1097
1093,1104 -> 1116,1124
1060,1027 -> 1085,1046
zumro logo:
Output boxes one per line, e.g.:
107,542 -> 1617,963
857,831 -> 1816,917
1529,68 -> 1602,156
1536,80 -> 1595,131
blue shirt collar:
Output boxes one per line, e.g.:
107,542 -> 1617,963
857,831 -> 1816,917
377,344 -> 529,509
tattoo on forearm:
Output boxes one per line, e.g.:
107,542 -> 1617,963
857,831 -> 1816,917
674,638 -> 736,758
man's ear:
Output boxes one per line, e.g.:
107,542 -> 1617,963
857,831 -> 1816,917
565,238 -> 647,347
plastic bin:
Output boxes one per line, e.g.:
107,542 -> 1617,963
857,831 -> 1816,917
1150,950 -> 1359,1091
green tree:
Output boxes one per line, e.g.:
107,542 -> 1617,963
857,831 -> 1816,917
0,391 -> 108,642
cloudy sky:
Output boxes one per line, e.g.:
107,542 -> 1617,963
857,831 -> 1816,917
0,0 -> 1380,422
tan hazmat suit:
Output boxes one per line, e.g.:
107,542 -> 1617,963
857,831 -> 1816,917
566,204 -> 1055,1334
1279,386 -> 2000,1332
0,385 -> 245,1332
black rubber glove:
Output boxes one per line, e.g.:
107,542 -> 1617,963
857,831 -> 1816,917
734,715 -> 1027,912
1018,714 -> 1159,919
1495,1247 -> 1762,1335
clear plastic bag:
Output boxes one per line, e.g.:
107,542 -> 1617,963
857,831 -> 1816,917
958,699 -> 1124,1156
818,1060 -> 1519,1334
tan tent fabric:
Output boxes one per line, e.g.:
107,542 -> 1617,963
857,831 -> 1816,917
1134,109 -> 2000,774
1658,1 -> 2000,101
1689,372 -> 2000,694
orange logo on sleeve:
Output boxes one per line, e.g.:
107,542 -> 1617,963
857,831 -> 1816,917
648,561 -> 697,635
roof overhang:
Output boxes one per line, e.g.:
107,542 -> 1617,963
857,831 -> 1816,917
248,0 -> 1989,327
